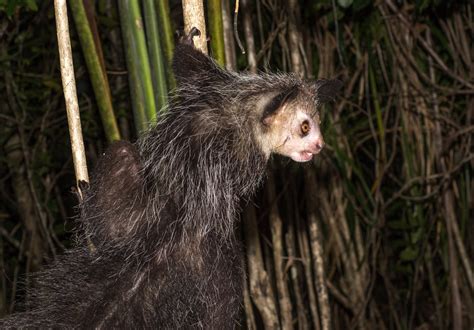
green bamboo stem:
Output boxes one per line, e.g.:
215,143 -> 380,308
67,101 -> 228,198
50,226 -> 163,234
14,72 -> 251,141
118,0 -> 157,133
155,0 -> 175,88
69,0 -> 121,142
207,0 -> 226,66
143,0 -> 168,113
83,0 -> 108,82
155,0 -> 174,64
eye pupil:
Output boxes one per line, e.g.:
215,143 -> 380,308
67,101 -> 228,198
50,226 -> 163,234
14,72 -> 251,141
301,121 -> 310,135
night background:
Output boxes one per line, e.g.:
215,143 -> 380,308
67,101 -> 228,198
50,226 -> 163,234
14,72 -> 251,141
0,0 -> 472,329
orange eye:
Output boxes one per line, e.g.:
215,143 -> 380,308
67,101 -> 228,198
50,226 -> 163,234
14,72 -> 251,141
301,120 -> 310,135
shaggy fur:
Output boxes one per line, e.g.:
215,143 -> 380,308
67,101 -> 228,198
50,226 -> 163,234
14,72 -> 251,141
0,38 -> 341,328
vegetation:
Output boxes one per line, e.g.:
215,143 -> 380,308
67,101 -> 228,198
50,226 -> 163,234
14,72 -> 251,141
0,0 -> 472,329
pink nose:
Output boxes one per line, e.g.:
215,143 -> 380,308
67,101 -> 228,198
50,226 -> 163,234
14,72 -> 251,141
313,138 -> 325,154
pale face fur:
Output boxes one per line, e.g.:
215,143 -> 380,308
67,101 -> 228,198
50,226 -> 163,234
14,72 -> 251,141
258,101 -> 325,162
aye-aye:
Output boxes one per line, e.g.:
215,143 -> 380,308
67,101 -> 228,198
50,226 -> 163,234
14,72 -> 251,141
0,28 -> 342,328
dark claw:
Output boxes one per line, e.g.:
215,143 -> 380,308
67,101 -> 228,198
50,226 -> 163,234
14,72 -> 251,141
182,27 -> 201,46
78,180 -> 90,191
72,180 -> 90,202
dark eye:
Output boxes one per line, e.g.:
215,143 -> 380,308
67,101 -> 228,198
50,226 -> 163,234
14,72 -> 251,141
301,120 -> 310,136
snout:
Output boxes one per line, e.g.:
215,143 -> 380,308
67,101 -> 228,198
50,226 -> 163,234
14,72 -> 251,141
310,137 -> 325,154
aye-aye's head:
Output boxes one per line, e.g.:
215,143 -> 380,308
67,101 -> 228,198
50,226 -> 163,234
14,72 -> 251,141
254,80 -> 342,162
173,29 -> 342,163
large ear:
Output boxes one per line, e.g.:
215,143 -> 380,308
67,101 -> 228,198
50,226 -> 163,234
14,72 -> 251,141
261,85 -> 299,126
313,79 -> 343,103
172,44 -> 231,87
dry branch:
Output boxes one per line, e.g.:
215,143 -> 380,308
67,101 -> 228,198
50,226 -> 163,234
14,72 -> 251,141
266,174 -> 293,329
54,0 -> 89,186
182,0 -> 208,54
243,206 -> 279,328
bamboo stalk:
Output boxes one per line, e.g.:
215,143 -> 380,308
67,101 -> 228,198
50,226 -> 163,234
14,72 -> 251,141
287,0 -> 304,77
143,0 -> 168,113
221,0 -> 237,71
241,0 -> 257,73
155,0 -> 175,88
69,0 -> 121,142
118,0 -> 157,132
54,0 -> 89,185
101,0 -> 131,140
84,0 -> 108,77
207,0 -> 225,66
182,0 -> 208,54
